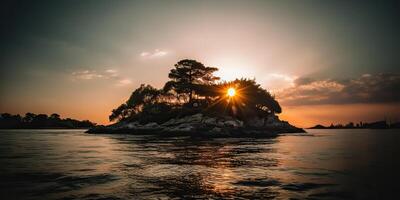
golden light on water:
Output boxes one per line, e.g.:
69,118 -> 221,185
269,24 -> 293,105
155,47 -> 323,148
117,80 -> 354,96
227,88 -> 236,97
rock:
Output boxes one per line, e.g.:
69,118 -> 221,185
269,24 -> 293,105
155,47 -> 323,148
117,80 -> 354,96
125,122 -> 140,129
203,117 -> 217,125
185,113 -> 203,123
265,115 -> 279,125
169,124 -> 194,132
162,119 -> 176,126
224,120 -> 243,128
172,117 -> 186,125
142,122 -> 160,129
216,119 -> 225,127
86,113 -> 305,136
163,114 -> 203,126
210,127 -> 222,133
247,117 -> 265,127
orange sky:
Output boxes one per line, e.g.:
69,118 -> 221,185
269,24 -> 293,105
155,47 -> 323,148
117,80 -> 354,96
1,1 -> 399,127
3,94 -> 399,128
280,103 -> 400,128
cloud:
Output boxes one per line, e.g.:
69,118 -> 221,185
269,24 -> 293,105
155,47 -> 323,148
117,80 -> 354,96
105,69 -> 116,74
71,70 -> 104,80
140,49 -> 167,58
262,73 -> 297,91
104,69 -> 118,79
72,69 -> 119,80
115,79 -> 132,87
71,68 -> 132,87
276,73 -> 400,105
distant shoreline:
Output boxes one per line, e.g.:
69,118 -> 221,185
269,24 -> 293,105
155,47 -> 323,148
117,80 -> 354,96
0,112 -> 96,129
0,127 -> 90,130
309,120 -> 399,129
308,127 -> 399,129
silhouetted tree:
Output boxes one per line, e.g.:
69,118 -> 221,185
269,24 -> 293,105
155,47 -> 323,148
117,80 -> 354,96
109,103 -> 129,122
109,84 -> 162,122
109,59 -> 283,123
23,112 -> 36,123
0,113 -> 22,128
50,113 -> 60,120
0,113 -> 95,129
164,59 -> 219,102
32,114 -> 48,127
345,122 -> 355,128
205,79 -> 282,116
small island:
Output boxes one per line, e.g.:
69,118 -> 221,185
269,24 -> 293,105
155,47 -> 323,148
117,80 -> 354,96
87,59 -> 304,137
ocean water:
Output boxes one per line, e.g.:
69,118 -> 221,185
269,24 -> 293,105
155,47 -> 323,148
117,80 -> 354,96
0,129 -> 399,199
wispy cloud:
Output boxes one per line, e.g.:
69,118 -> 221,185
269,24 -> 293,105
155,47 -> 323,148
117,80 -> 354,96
105,69 -> 116,74
71,68 -> 132,87
115,79 -> 132,87
104,69 -> 118,79
72,69 -> 120,80
263,73 -> 297,91
71,70 -> 104,80
276,73 -> 400,105
140,49 -> 167,58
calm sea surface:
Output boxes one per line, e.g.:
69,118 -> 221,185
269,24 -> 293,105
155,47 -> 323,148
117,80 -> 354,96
0,129 -> 399,199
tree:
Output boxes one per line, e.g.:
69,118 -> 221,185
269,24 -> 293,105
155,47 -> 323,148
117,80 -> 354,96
50,113 -> 60,120
1,112 -> 95,129
0,113 -> 22,128
32,114 -> 48,127
109,84 -> 162,122
109,59 -> 283,124
164,59 -> 219,102
23,112 -> 36,123
206,79 -> 282,118
109,103 -> 129,122
231,78 -> 281,114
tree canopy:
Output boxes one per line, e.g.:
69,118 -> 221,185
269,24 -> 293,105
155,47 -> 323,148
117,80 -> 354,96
109,59 -> 282,124
164,59 -> 220,102
109,84 -> 162,122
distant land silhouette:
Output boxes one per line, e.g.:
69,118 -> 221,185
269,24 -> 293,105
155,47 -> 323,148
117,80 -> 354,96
309,121 -> 400,129
0,113 -> 96,129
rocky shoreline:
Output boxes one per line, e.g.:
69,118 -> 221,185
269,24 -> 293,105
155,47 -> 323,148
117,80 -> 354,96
86,113 -> 305,137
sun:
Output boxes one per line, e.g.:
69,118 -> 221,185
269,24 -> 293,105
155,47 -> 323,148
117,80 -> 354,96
227,87 -> 236,97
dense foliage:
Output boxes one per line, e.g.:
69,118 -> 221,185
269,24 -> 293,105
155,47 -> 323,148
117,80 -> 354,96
164,59 -> 220,102
0,113 -> 96,129
110,59 -> 282,124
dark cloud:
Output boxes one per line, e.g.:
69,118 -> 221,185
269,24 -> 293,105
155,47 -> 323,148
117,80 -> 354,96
277,73 -> 400,105
293,77 -> 314,86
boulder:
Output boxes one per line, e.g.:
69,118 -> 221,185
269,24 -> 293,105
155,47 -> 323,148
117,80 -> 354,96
203,117 -> 217,125
142,122 -> 160,129
168,124 -> 195,132
169,113 -> 203,125
162,118 -> 176,126
216,119 -> 225,127
185,113 -> 203,123
247,117 -> 265,127
224,120 -> 243,128
125,122 -> 140,129
210,127 -> 222,133
265,115 -> 279,125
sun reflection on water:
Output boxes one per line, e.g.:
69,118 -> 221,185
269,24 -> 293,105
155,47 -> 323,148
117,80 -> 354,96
2,129 -> 394,199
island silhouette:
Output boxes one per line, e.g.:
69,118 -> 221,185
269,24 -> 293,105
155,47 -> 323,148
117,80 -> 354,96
310,120 -> 400,129
0,113 -> 95,129
88,59 -> 304,137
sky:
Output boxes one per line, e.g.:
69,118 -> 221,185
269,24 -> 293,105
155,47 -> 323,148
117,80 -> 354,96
1,0 -> 399,127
